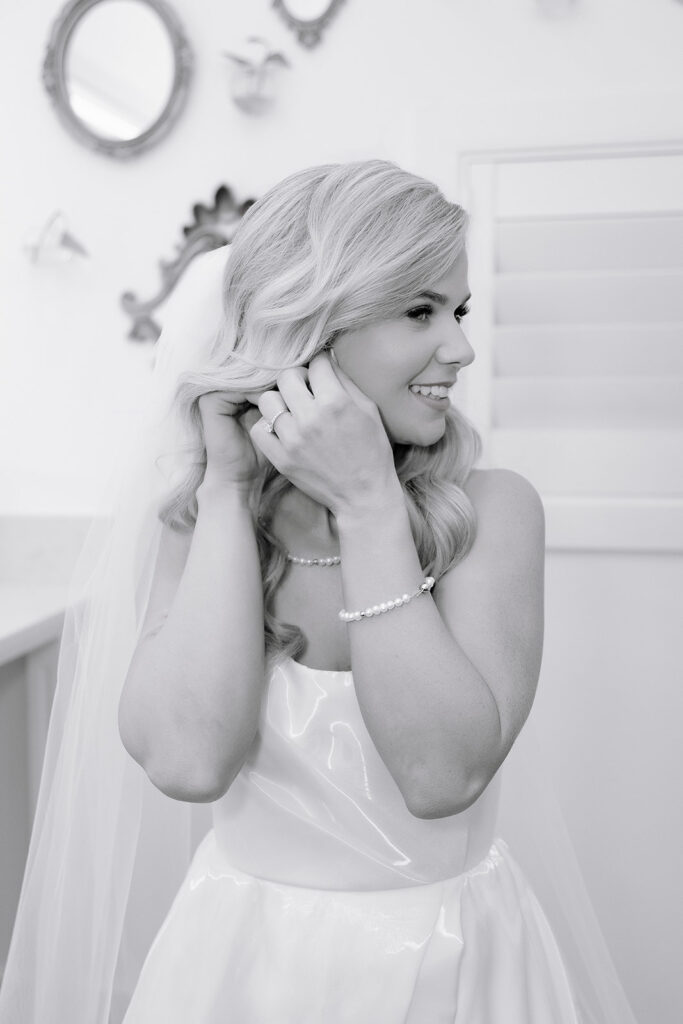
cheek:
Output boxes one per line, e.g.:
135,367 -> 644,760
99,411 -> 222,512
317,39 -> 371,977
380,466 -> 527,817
369,378 -> 411,411
342,353 -> 403,402
367,373 -> 422,423
334,333 -> 418,401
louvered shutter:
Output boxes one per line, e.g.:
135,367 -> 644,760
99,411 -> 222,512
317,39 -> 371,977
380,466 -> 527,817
459,148 -> 683,552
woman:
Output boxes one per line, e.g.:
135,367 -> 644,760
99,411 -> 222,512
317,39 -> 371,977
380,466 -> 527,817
0,161 -> 637,1023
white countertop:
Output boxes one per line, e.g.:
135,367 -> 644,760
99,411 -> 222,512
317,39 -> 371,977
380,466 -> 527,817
0,515 -> 96,666
0,584 -> 70,666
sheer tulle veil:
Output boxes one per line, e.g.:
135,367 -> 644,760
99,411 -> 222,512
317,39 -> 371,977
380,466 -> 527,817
0,245 -> 638,1023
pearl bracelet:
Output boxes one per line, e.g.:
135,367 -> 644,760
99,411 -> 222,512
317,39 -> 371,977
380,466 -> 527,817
339,576 -> 435,622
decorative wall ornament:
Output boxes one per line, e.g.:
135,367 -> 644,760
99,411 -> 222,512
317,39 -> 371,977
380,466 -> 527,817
42,0 -> 193,159
271,0 -> 346,48
121,185 -> 255,341
24,211 -> 89,264
222,36 -> 290,114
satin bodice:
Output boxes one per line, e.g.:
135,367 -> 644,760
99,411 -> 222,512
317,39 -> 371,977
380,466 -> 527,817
212,656 -> 501,890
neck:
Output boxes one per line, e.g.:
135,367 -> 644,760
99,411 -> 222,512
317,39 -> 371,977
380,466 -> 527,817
279,487 -> 340,550
299,492 -> 340,545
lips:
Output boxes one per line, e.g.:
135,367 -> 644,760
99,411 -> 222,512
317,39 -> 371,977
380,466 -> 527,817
411,380 -> 456,387
409,389 -> 450,410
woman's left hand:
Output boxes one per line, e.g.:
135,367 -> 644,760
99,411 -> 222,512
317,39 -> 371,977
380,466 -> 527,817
249,351 -> 399,518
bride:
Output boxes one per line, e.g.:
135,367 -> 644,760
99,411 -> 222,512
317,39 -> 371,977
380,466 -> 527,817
0,160 -> 638,1023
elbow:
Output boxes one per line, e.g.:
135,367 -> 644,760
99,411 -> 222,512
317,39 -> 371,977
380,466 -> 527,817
118,716 -> 239,804
144,750 -> 242,803
118,680 -> 259,804
403,766 -> 495,820
145,763 -> 234,803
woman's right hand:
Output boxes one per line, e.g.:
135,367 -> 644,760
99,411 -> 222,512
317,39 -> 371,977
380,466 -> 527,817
198,391 -> 264,492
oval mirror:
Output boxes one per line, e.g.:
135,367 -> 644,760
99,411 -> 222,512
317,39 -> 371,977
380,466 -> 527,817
43,0 -> 192,158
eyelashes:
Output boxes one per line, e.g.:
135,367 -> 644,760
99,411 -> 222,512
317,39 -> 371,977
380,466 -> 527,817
405,302 -> 471,324
405,305 -> 433,322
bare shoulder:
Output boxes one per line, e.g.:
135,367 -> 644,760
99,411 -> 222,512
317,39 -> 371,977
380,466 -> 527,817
461,467 -> 545,547
462,466 -> 542,506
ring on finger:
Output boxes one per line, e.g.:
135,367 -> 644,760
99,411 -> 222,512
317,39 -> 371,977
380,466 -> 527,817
265,409 -> 288,434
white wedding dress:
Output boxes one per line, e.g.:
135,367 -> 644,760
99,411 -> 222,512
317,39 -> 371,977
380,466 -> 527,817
122,655 -> 581,1023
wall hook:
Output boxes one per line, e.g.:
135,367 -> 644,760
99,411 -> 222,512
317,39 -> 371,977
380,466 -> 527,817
24,211 -> 89,264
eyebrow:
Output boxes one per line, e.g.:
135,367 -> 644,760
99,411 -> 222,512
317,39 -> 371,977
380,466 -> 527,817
416,290 -> 472,307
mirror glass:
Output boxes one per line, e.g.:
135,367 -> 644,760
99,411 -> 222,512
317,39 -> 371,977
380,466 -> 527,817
281,0 -> 334,20
64,0 -> 175,141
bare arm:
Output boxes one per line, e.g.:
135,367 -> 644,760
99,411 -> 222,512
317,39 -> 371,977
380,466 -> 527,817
336,468 -> 545,819
118,480 -> 265,803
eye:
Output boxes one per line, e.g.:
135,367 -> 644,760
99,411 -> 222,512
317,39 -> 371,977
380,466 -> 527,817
454,302 -> 471,324
405,304 -> 433,323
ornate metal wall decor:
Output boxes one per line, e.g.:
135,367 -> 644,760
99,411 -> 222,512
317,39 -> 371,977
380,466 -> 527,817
271,0 -> 346,48
121,185 -> 255,341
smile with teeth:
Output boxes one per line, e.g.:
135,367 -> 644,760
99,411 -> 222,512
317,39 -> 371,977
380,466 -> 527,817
409,384 -> 450,398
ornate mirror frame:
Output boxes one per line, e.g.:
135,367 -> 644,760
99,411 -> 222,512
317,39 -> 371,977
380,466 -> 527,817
42,0 -> 193,159
271,0 -> 346,48
121,185 -> 255,341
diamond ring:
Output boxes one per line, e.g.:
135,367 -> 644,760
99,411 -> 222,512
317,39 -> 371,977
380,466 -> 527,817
265,409 -> 288,434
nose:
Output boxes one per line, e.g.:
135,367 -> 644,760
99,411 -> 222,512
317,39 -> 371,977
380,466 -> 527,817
436,323 -> 476,369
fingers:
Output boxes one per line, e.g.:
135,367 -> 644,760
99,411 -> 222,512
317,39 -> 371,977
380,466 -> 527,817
253,351 -> 371,444
239,406 -> 262,432
256,364 -> 312,426
257,390 -> 289,424
275,365 -> 314,410
248,411 -> 286,472
199,353 -> 366,439
198,391 -> 248,418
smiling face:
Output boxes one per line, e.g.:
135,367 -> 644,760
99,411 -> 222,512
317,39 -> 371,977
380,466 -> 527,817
331,251 -> 475,447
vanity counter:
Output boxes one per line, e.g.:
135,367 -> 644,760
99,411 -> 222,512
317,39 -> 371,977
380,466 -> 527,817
0,584 -> 69,667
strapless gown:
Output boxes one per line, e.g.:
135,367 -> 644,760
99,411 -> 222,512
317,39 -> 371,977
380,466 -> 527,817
122,656 -> 581,1023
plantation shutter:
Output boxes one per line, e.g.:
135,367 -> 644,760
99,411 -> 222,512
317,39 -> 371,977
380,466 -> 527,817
459,147 -> 683,552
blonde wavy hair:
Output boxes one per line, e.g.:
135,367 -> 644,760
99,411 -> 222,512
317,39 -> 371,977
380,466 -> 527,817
160,160 -> 483,672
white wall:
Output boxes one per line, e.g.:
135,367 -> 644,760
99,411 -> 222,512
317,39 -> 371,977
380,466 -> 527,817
1,1 -> 682,1021
537,550 -> 682,1024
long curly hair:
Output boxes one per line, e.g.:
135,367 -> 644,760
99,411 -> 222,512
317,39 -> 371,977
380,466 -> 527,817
159,160 -> 483,672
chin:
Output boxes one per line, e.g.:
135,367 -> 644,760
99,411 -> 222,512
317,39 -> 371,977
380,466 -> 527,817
388,419 -> 448,448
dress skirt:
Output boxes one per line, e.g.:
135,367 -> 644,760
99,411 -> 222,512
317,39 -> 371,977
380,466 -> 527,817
122,827 -> 580,1024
